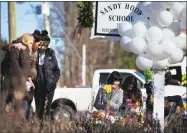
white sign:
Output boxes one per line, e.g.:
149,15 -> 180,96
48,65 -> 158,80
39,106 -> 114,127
91,2 -> 143,41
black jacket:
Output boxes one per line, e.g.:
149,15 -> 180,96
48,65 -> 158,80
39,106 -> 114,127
36,48 -> 60,92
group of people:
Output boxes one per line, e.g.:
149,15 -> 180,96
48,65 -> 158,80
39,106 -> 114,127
0,31 -> 184,123
94,71 -> 184,118
1,29 -> 60,120
94,71 -> 142,113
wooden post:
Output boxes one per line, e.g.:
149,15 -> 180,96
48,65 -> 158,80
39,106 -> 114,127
8,2 -> 16,43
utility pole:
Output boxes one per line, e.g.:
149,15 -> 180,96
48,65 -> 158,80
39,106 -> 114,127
8,2 -> 16,43
42,2 -> 50,36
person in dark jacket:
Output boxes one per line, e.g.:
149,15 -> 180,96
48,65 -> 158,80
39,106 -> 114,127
4,30 -> 60,119
165,69 -> 172,85
143,70 -> 154,111
34,30 -> 60,119
1,31 -> 45,120
121,76 -> 143,109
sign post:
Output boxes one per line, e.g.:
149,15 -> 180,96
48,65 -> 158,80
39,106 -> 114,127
153,70 -> 165,132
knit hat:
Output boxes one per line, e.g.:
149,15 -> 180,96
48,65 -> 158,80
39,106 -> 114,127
41,30 -> 50,42
32,29 -> 44,42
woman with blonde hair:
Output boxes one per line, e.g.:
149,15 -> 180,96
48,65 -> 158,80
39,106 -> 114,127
2,33 -> 35,115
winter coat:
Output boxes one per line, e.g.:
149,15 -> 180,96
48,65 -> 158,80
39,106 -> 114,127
94,87 -> 123,112
36,48 -> 60,92
3,46 -> 33,90
29,50 -> 37,80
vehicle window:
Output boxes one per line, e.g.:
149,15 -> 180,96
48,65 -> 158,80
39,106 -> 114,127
169,66 -> 182,82
99,73 -> 110,86
135,71 -> 145,81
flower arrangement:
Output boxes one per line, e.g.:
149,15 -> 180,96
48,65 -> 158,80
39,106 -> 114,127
181,74 -> 186,86
92,111 -> 105,120
104,85 -> 112,95
143,70 -> 153,82
136,101 -> 141,107
103,85 -> 112,106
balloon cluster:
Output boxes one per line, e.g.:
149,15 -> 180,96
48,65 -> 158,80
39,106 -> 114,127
119,2 -> 186,71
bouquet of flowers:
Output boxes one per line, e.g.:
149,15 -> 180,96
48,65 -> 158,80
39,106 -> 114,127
103,85 -> 112,100
123,99 -> 144,124
103,85 -> 112,111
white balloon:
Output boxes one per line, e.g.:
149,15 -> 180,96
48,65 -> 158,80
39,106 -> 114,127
160,40 -> 176,56
149,16 -> 164,29
161,2 -> 174,9
146,42 -> 163,59
154,53 -> 169,61
118,22 -> 133,37
134,15 -> 149,26
157,11 -> 173,27
172,36 -> 185,49
162,28 -> 175,40
170,2 -> 184,20
120,36 -> 132,52
168,48 -> 184,64
146,26 -> 163,43
168,21 -> 181,36
178,33 -> 187,49
131,37 -> 147,55
151,2 -> 165,15
141,2 -> 153,18
179,7 -> 186,19
180,17 -> 187,29
132,23 -> 147,38
136,54 -> 153,70
153,59 -> 169,69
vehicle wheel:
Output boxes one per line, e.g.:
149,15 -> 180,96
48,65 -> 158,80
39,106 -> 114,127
52,105 -> 75,121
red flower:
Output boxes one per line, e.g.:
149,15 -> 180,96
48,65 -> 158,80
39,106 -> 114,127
126,99 -> 132,103
93,111 -> 98,117
131,103 -> 137,109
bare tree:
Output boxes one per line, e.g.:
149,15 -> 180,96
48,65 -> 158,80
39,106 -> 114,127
50,2 -> 120,87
